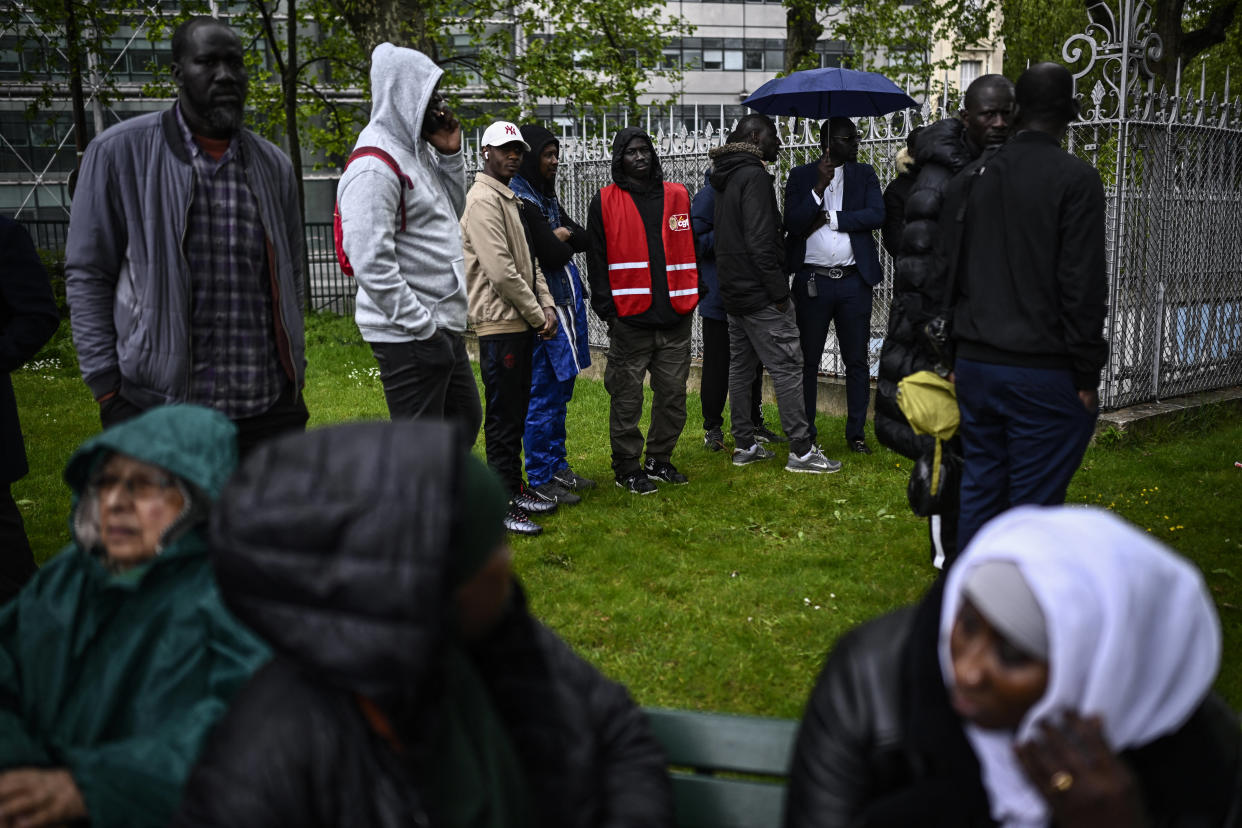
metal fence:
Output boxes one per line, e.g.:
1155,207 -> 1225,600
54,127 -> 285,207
19,0 -> 1242,410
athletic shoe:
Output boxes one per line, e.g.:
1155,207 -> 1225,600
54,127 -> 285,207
703,428 -> 727,452
514,485 -> 558,514
785,445 -> 843,474
850,438 -> 873,455
532,481 -> 582,506
615,470 -> 658,495
753,424 -> 788,444
732,443 -> 775,466
643,457 -> 689,484
552,467 -> 596,491
504,504 -> 542,536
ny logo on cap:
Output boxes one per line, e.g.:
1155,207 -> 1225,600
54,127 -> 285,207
506,125 -> 517,135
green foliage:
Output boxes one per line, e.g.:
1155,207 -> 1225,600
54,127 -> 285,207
828,0 -> 999,94
999,0 -> 1086,77
11,314 -> 1242,713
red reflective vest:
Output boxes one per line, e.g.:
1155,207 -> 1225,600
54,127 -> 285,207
600,183 -> 699,318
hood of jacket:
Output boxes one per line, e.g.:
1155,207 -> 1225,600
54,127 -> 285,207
63,404 -> 238,560
895,146 -> 915,176
516,123 -> 558,197
610,127 -> 663,192
208,420 -> 467,708
707,142 -> 765,192
914,117 -> 975,175
364,43 -> 442,160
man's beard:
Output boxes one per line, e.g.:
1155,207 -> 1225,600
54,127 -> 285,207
203,101 -> 245,134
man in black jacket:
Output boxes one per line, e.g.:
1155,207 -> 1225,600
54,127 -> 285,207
783,118 -> 885,456
710,115 -> 840,474
941,63 -> 1107,550
587,128 -> 699,493
875,74 -> 1014,569
0,218 -> 59,601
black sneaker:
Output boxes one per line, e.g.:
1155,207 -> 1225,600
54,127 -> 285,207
532,481 -> 582,506
754,424 -> 788,444
552,467 -> 596,491
703,428 -> 726,452
643,457 -> 689,484
514,485 -> 558,514
504,505 -> 542,536
615,470 -> 658,495
849,438 -> 873,455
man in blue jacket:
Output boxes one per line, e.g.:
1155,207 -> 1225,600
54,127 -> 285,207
784,118 -> 884,456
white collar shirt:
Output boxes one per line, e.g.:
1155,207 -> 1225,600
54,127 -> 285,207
804,165 -> 855,268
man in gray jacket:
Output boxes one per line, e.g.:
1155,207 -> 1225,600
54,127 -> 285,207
337,44 -> 482,446
65,17 -> 307,456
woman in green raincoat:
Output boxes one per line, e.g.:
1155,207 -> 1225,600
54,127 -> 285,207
0,404 -> 269,828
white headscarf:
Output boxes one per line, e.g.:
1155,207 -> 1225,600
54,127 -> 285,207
939,505 -> 1221,827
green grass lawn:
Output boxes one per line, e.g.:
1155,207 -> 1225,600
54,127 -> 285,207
12,312 -> 1242,716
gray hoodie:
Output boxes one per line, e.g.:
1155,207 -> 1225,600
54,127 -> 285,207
337,44 -> 469,341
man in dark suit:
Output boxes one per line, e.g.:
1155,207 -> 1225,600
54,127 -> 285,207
784,117 -> 885,455
1,217 -> 60,601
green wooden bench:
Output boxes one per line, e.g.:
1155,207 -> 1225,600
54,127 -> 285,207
645,707 -> 800,828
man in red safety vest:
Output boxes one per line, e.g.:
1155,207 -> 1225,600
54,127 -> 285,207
587,128 -> 701,494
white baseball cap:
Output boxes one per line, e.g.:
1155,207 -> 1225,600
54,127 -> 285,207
480,121 -> 530,151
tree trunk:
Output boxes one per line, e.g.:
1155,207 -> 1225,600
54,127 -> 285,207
283,0 -> 311,308
333,0 -> 434,55
784,0 -> 824,73
1096,0 -> 1239,88
64,0 -> 89,199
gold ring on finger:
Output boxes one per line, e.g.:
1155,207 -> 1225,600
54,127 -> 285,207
1050,771 -> 1074,792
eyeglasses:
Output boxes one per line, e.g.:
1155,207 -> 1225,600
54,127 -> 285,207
89,471 -> 176,500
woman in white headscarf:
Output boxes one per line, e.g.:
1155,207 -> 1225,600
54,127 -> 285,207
785,505 -> 1241,827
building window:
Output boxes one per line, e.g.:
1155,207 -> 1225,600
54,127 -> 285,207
960,59 -> 981,89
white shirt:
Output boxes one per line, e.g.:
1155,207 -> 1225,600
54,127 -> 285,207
804,165 -> 855,268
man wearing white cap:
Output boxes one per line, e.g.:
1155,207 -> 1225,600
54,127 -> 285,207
462,121 -> 558,535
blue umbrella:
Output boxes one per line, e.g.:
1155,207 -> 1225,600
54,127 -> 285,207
743,67 -> 918,118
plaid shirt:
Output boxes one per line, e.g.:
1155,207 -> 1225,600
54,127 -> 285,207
176,106 -> 285,419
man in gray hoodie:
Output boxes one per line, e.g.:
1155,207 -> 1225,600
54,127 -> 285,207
337,44 -> 481,445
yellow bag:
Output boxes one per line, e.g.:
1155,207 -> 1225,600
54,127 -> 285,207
896,371 -> 959,495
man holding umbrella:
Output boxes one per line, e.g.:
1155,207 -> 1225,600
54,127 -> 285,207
783,118 -> 885,457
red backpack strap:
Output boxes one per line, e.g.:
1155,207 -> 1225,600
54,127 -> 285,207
345,146 -> 413,231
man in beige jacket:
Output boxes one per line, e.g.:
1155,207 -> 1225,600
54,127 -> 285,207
463,121 -> 558,536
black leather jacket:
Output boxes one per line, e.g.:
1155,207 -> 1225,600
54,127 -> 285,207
785,581 -> 1242,828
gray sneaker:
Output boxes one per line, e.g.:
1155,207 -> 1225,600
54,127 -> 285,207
785,445 -> 843,474
732,443 -> 775,466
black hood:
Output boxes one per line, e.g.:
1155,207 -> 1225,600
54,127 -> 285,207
517,123 -> 558,196
707,142 -> 766,192
209,420 -> 464,709
914,117 -> 977,174
610,127 -> 663,192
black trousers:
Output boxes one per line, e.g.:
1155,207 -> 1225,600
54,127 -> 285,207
700,316 -> 762,432
99,382 -> 309,459
0,484 -> 37,605
479,332 -> 534,495
371,331 -> 483,450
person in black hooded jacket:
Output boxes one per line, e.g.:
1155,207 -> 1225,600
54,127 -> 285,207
709,114 -> 839,475
586,128 -> 700,494
172,420 -> 673,828
873,75 -> 1014,570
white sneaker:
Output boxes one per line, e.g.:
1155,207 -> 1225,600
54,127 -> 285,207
785,445 -> 843,474
732,443 -> 775,466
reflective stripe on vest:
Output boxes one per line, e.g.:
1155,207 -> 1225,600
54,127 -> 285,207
600,182 -> 700,317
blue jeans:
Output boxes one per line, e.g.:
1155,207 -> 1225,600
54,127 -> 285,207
794,268 -> 873,444
955,357 -> 1098,550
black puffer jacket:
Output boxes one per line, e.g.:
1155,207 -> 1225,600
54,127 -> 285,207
874,119 -> 975,460
708,142 -> 788,316
785,580 -> 1242,828
174,420 -> 673,828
